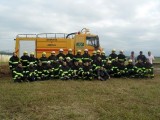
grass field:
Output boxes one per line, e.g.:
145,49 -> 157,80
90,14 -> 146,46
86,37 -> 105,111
0,77 -> 160,120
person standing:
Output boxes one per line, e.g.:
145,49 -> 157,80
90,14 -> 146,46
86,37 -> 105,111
147,51 -> 155,64
9,52 -> 20,71
137,51 -> 146,63
129,51 -> 136,65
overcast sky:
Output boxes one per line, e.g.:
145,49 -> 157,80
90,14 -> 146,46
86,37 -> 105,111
0,0 -> 160,56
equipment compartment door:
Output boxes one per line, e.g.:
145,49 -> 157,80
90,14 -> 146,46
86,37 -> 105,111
19,40 -> 36,57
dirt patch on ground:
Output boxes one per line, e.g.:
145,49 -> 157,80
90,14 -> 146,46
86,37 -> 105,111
0,64 -> 11,78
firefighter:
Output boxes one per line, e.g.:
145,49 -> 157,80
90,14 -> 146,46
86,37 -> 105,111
20,51 -> 30,70
135,59 -> 145,78
117,61 -> 127,77
13,62 -> 25,82
144,59 -> 154,78
9,52 -> 20,71
36,61 -> 45,80
96,50 -> 101,58
82,49 -> 91,62
66,57 -> 73,68
48,51 -> 57,65
58,56 -> 64,66
39,52 -> 48,67
56,49 -> 65,59
59,61 -> 71,80
52,59 -> 61,79
111,58 -> 120,77
78,60 -> 84,79
92,56 -> 103,79
118,50 -> 126,63
126,59 -> 136,78
26,62 -> 37,82
66,49 -> 74,60
71,59 -> 80,80
109,49 -> 118,61
97,66 -> 110,81
101,51 -> 107,63
28,52 -> 38,66
91,51 -> 97,63
45,61 -> 54,79
74,50 -> 83,61
82,61 -> 93,80
104,60 -> 114,76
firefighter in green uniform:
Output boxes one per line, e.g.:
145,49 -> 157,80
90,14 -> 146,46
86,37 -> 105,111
28,52 -> 38,66
39,52 -> 48,67
57,49 -> 65,59
118,50 -> 126,63
117,61 -> 127,77
36,61 -> 45,80
20,51 -> 30,71
91,51 -> 97,63
92,56 -> 103,79
101,51 -> 107,64
74,50 -> 83,61
144,59 -> 154,78
111,58 -> 120,77
82,61 -> 93,80
135,59 -> 145,78
52,58 -> 62,79
13,62 -> 25,82
26,62 -> 37,82
48,51 -> 57,65
82,49 -> 91,62
109,49 -> 118,61
59,61 -> 72,80
66,49 -> 74,60
78,60 -> 84,79
104,60 -> 114,76
9,52 -> 20,71
71,59 -> 80,80
126,59 -> 136,78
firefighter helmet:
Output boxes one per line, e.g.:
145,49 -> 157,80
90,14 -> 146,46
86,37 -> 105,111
30,52 -> 34,55
97,50 -> 100,53
59,49 -> 63,52
42,52 -> 46,55
78,50 -> 81,53
51,51 -> 55,54
24,51 -> 28,54
92,51 -> 96,54
68,49 -> 72,51
84,49 -> 88,52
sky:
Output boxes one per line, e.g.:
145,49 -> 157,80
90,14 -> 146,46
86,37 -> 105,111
0,0 -> 160,56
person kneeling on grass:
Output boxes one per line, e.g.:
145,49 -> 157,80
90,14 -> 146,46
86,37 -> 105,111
144,59 -> 154,78
97,66 -> 110,81
26,62 -> 37,82
59,61 -> 72,80
82,61 -> 93,80
13,62 -> 25,82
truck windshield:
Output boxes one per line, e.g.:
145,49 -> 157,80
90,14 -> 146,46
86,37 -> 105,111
86,36 -> 99,49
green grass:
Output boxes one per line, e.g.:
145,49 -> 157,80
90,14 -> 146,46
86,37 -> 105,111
154,57 -> 160,63
0,77 -> 160,120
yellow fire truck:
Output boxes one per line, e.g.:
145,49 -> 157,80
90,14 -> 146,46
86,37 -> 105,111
15,28 -> 101,58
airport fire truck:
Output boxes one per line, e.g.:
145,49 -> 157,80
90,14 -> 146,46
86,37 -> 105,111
15,28 -> 101,58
